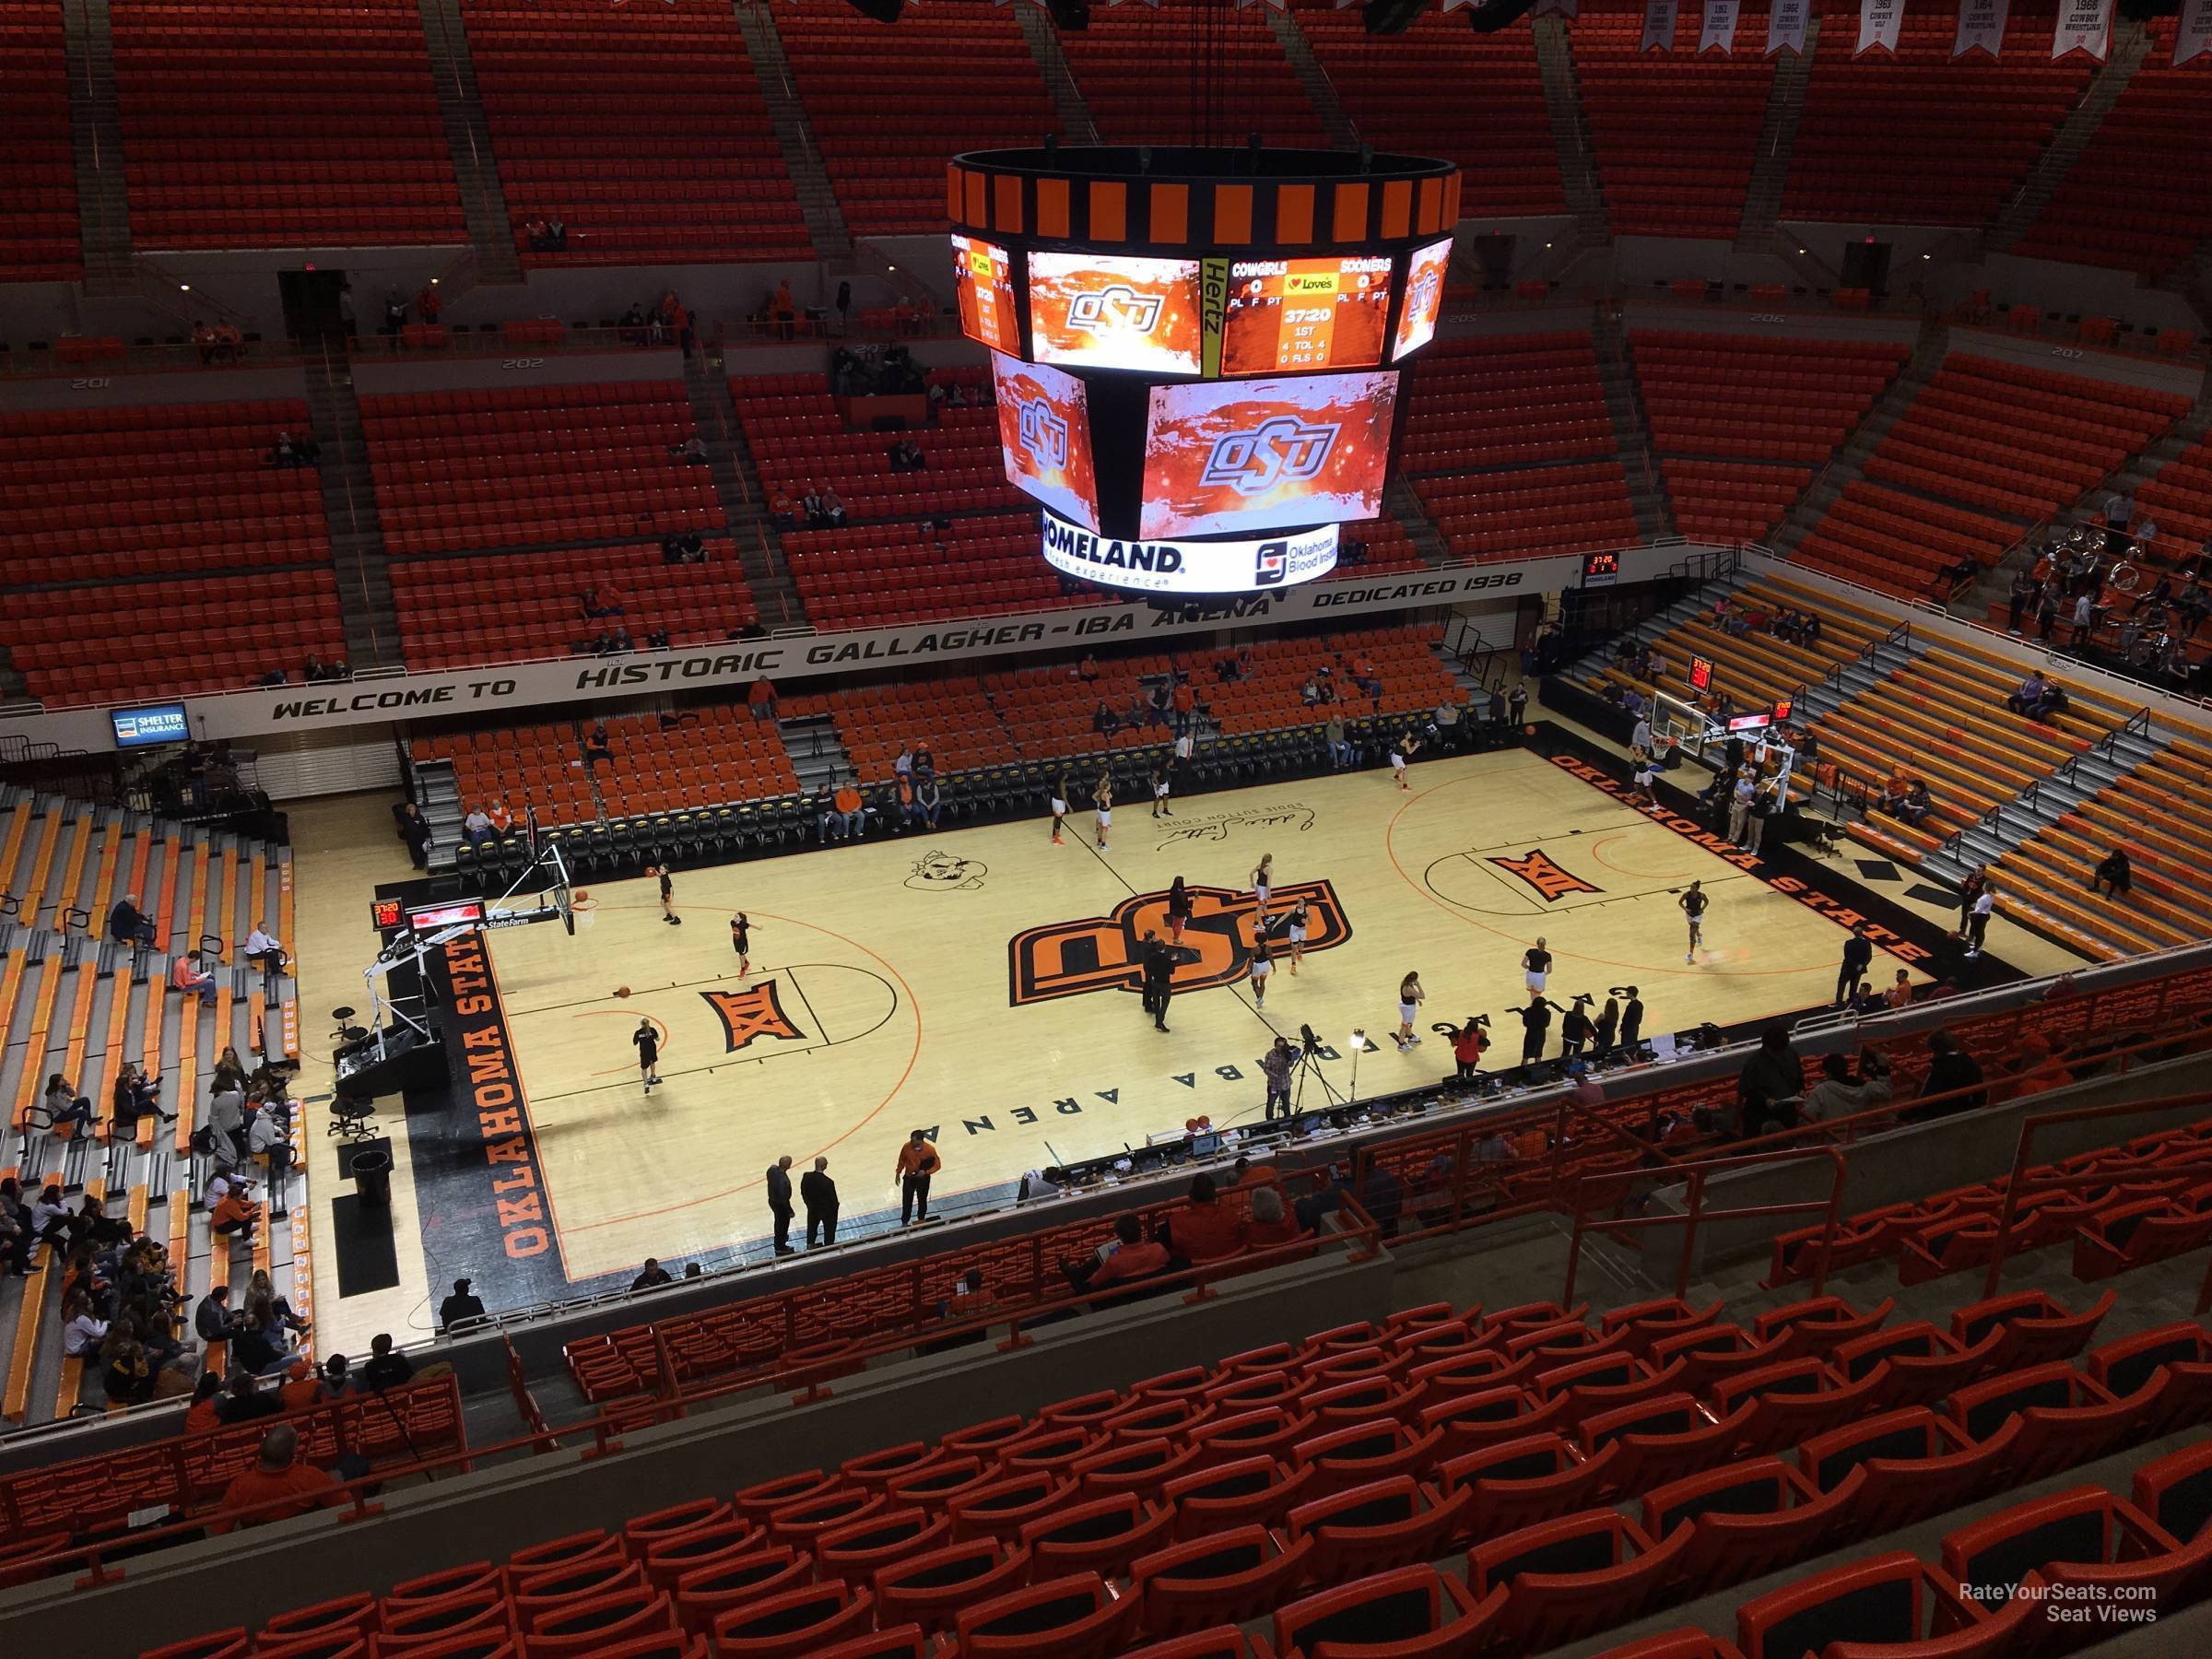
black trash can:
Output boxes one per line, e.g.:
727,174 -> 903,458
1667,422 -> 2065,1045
351,1148 -> 392,1208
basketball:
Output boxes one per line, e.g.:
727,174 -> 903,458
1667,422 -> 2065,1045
614,986 -> 631,999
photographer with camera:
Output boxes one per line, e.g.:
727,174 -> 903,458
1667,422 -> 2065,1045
1261,1037 -> 1295,1122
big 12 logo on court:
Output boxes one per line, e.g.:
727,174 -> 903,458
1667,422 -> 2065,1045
1200,416 -> 1338,499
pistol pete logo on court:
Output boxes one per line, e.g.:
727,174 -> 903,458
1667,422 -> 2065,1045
700,983 -> 807,1053
1487,850 -> 1603,903
1007,878 -> 1351,1006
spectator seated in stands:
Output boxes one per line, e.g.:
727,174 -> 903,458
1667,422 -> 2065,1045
1898,780 -> 1933,828
1093,700 -> 1121,735
1801,1050 -> 1894,1124
111,1062 -> 169,1131
62,1286 -> 108,1364
107,893 -> 156,947
662,530 -> 707,564
241,920 -> 288,977
812,783 -> 841,842
438,1277 -> 487,1332
212,1178 -> 263,1245
361,1332 -> 415,1392
1901,1029 -> 1988,1123
820,484 -> 848,527
217,1370 -> 283,1429
2006,669 -> 2069,720
29,1183 -> 76,1248
581,584 -> 626,619
0,1188 -> 28,1277
268,430 -> 320,469
1064,1213 -> 1174,1296
834,780 -> 866,839
171,952 -> 219,1007
212,1424 -> 344,1534
463,805 -> 496,847
1161,1173 -> 1243,1263
887,436 -> 925,472
672,435 -> 707,465
36,1073 -> 93,1137
1735,1025 -> 1805,1140
802,482 -> 829,527
2090,846 -> 2133,898
1241,1185 -> 1302,1250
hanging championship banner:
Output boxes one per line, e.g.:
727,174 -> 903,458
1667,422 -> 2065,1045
2179,0 -> 2212,64
2052,0 -> 2113,58
1700,0 -> 1741,52
1766,0 -> 1809,53
1953,0 -> 2008,55
1856,0 -> 1906,55
1642,0 -> 1680,50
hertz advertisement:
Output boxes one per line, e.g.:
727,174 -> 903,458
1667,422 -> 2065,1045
1219,255 -> 1392,376
992,353 -> 1100,532
1029,251 -> 1204,375
1138,370 -> 1397,541
951,233 -> 1020,355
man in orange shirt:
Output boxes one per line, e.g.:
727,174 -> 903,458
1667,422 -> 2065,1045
212,1424 -> 342,1533
834,781 -> 865,840
747,675 -> 778,722
896,1130 -> 940,1225
277,1358 -> 321,1412
212,1183 -> 261,1242
1162,1173 -> 1242,1263
1081,1214 -> 1169,1293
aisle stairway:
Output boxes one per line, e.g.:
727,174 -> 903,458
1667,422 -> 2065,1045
1733,33 -> 1812,249
680,355 -> 802,629
302,351 -> 403,673
415,0 -> 524,285
56,0 -> 132,290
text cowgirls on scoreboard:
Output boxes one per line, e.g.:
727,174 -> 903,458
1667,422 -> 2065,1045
947,147 -> 1460,597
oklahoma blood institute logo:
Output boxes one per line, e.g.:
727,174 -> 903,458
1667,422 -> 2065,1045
1487,850 -> 1603,904
700,982 -> 807,1053
1008,879 -> 1350,1007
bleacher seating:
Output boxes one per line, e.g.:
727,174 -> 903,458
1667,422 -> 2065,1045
589,707 -> 802,822
0,3 -> 81,281
361,380 -> 725,558
116,1277 -> 2212,1656
1627,329 -> 1910,543
775,1 -> 1059,236
1570,1 -> 1774,241
1794,354 -> 2188,596
1056,4 -> 1329,148
109,0 -> 463,251
1291,0 -> 1565,218
0,399 -> 346,705
2015,18 -> 2212,279
1783,5 -> 2089,227
1401,333 -> 1640,561
410,721 -> 603,830
462,0 -> 812,265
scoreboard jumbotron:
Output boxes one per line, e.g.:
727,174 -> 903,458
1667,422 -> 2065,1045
947,146 -> 1460,597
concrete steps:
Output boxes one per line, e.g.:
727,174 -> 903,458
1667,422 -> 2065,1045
777,714 -> 850,795
681,354 -> 806,631
1982,21 -> 2150,259
1591,309 -> 1676,543
1013,1 -> 1100,146
1768,318 -> 1949,558
1383,477 -> 1454,571
416,0 -> 524,286
58,0 -> 134,291
733,0 -> 850,261
1532,17 -> 1612,248
1268,6 -> 1359,151
300,353 -> 403,672
1733,35 -> 1813,250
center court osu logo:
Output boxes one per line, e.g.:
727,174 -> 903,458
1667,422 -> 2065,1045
700,982 -> 807,1053
1201,418 -> 1338,498
1008,879 -> 1351,1006
1067,284 -> 1164,334
1488,851 -> 1603,903
1017,398 -> 1069,469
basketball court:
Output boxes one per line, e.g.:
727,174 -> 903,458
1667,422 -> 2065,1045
288,735 -> 1991,1336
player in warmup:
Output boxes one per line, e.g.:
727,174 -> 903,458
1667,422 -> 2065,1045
1252,853 -> 1273,918
1632,749 -> 1660,808
655,865 -> 679,925
1150,764 -> 1173,819
1166,875 -> 1193,945
1093,774 -> 1113,851
633,1018 -> 661,1093
1391,730 -> 1422,790
1285,895 -> 1311,973
1248,924 -> 1274,1006
1523,937 -> 1552,999
730,911 -> 751,976
1049,774 -> 1069,845
1679,879 -> 1708,963
1395,970 -> 1425,1050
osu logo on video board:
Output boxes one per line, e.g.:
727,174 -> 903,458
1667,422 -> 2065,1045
1201,417 -> 1338,498
1488,851 -> 1603,904
1017,398 -> 1069,469
1067,285 -> 1165,335
700,982 -> 807,1053
1008,878 -> 1350,1006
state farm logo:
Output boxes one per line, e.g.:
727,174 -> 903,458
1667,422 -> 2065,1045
1067,285 -> 1164,335
1018,398 -> 1069,468
1201,417 -> 1337,498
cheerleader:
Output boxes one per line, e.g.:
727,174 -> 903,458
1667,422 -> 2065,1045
1166,875 -> 1193,945
1049,774 -> 1069,845
1285,895 -> 1310,974
729,911 -> 750,976
1248,924 -> 1273,1006
1391,730 -> 1422,790
1395,970 -> 1425,1050
1252,853 -> 1273,918
1093,773 -> 1113,850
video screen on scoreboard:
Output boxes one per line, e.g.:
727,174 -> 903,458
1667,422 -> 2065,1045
950,233 -> 1019,355
1029,251 -> 1204,375
1220,255 -> 1392,376
1138,370 -> 1397,541
993,353 -> 1101,532
1392,236 -> 1453,362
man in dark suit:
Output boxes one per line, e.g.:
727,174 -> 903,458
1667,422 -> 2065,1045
766,1156 -> 795,1256
801,1156 -> 839,1249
